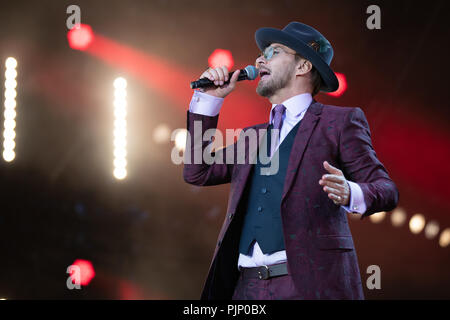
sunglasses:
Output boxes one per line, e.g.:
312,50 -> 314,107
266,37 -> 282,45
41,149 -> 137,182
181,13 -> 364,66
257,46 -> 297,61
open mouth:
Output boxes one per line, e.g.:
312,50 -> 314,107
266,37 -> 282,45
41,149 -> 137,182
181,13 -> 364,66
259,69 -> 271,79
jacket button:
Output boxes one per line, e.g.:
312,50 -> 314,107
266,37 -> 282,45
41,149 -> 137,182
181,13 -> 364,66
228,213 -> 234,220
217,240 -> 222,247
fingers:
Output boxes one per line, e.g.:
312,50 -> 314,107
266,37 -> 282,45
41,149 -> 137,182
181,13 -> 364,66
322,185 -> 340,195
319,179 -> 342,191
323,161 -> 342,175
320,174 -> 343,183
201,66 -> 229,86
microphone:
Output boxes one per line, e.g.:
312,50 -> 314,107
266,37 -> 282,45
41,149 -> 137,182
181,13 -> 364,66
190,65 -> 259,89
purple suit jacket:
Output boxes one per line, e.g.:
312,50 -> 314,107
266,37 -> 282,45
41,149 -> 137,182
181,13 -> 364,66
183,100 -> 399,300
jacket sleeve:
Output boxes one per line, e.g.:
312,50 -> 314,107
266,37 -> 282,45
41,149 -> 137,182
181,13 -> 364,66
183,111 -> 236,186
338,107 -> 399,218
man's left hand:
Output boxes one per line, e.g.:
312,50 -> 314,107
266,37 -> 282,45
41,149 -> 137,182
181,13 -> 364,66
319,161 -> 350,206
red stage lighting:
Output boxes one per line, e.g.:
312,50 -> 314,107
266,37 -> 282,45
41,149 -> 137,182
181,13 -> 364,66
326,72 -> 347,97
208,49 -> 234,70
67,24 -> 94,51
71,259 -> 95,286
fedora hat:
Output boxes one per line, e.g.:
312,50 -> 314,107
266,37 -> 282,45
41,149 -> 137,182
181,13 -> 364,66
255,21 -> 339,93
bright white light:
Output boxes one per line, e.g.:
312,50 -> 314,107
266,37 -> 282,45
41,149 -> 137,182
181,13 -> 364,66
5,79 -> 17,89
114,148 -> 127,158
113,167 -> 127,180
114,128 -> 127,138
424,220 -> 440,239
391,207 -> 407,227
113,77 -> 127,89
153,124 -> 171,144
114,119 -> 126,129
4,119 -> 16,130
4,89 -> 17,100
5,57 -> 17,69
113,158 -> 127,168
174,129 -> 188,151
439,228 -> 450,248
114,108 -> 127,118
114,90 -> 127,101
409,214 -> 426,234
369,211 -> 386,223
3,150 -> 15,162
4,99 -> 16,109
4,69 -> 17,79
3,140 -> 15,150
3,130 -> 16,140
114,138 -> 127,149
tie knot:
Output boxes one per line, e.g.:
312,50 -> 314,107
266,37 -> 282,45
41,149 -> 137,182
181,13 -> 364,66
271,104 -> 286,132
273,104 -> 286,116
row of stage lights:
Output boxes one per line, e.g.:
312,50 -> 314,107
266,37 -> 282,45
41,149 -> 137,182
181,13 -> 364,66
2,57 -> 128,180
349,207 -> 450,248
3,57 -> 17,162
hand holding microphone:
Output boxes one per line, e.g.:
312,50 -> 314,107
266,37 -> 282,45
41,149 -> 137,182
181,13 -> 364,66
191,65 -> 259,99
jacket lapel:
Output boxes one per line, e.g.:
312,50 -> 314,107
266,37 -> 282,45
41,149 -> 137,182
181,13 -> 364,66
282,101 -> 323,202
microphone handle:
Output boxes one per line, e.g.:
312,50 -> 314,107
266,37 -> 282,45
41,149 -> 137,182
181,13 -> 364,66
190,69 -> 249,89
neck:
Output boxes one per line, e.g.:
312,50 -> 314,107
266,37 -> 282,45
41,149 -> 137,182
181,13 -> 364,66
269,89 -> 311,104
268,82 -> 312,104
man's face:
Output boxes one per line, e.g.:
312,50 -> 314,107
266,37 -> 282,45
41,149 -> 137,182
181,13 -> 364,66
255,43 -> 298,98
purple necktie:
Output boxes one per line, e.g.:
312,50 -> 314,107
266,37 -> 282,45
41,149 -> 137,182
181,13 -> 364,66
270,104 -> 286,157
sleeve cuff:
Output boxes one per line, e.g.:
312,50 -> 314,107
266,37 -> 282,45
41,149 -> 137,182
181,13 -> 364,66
342,181 -> 367,214
188,90 -> 224,116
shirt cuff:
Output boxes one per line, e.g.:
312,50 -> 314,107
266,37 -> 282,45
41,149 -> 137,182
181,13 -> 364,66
188,90 -> 224,116
342,181 -> 366,214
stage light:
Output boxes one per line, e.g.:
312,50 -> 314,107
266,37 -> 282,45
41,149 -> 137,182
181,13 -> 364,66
174,129 -> 188,152
67,24 -> 94,51
3,150 -> 15,162
72,259 -> 95,286
153,123 -> 171,144
208,49 -> 234,70
409,214 -> 426,234
424,220 -> 440,239
113,77 -> 128,180
326,72 -> 347,97
3,57 -> 17,163
5,57 -> 17,69
391,207 -> 407,227
369,211 -> 386,223
439,228 -> 450,248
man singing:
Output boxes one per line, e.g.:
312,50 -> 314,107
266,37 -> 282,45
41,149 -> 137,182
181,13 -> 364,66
183,22 -> 399,300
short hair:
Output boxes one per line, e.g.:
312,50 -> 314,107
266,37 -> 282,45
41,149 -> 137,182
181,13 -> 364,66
295,55 -> 322,96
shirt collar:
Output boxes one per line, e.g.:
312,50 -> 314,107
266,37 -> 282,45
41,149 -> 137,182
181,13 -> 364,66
269,93 -> 313,124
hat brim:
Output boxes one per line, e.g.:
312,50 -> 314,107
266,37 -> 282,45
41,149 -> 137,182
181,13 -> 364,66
255,28 -> 339,93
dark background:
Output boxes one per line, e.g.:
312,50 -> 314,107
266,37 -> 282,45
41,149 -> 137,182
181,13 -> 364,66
0,0 -> 449,299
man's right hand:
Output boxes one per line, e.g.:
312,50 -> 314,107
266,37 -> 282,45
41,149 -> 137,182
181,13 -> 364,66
197,66 -> 241,99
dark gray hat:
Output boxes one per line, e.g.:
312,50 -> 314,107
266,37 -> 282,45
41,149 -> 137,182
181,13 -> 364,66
255,22 -> 339,92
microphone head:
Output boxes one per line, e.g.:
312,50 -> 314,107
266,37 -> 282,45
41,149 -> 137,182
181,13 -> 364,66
244,65 -> 259,80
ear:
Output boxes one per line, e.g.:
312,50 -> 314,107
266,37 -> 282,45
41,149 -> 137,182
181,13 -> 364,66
295,58 -> 313,77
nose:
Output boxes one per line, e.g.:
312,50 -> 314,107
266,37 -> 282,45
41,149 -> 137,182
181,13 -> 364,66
255,54 -> 266,68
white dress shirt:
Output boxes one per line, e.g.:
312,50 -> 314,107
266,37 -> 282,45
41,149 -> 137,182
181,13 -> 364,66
189,90 -> 366,268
